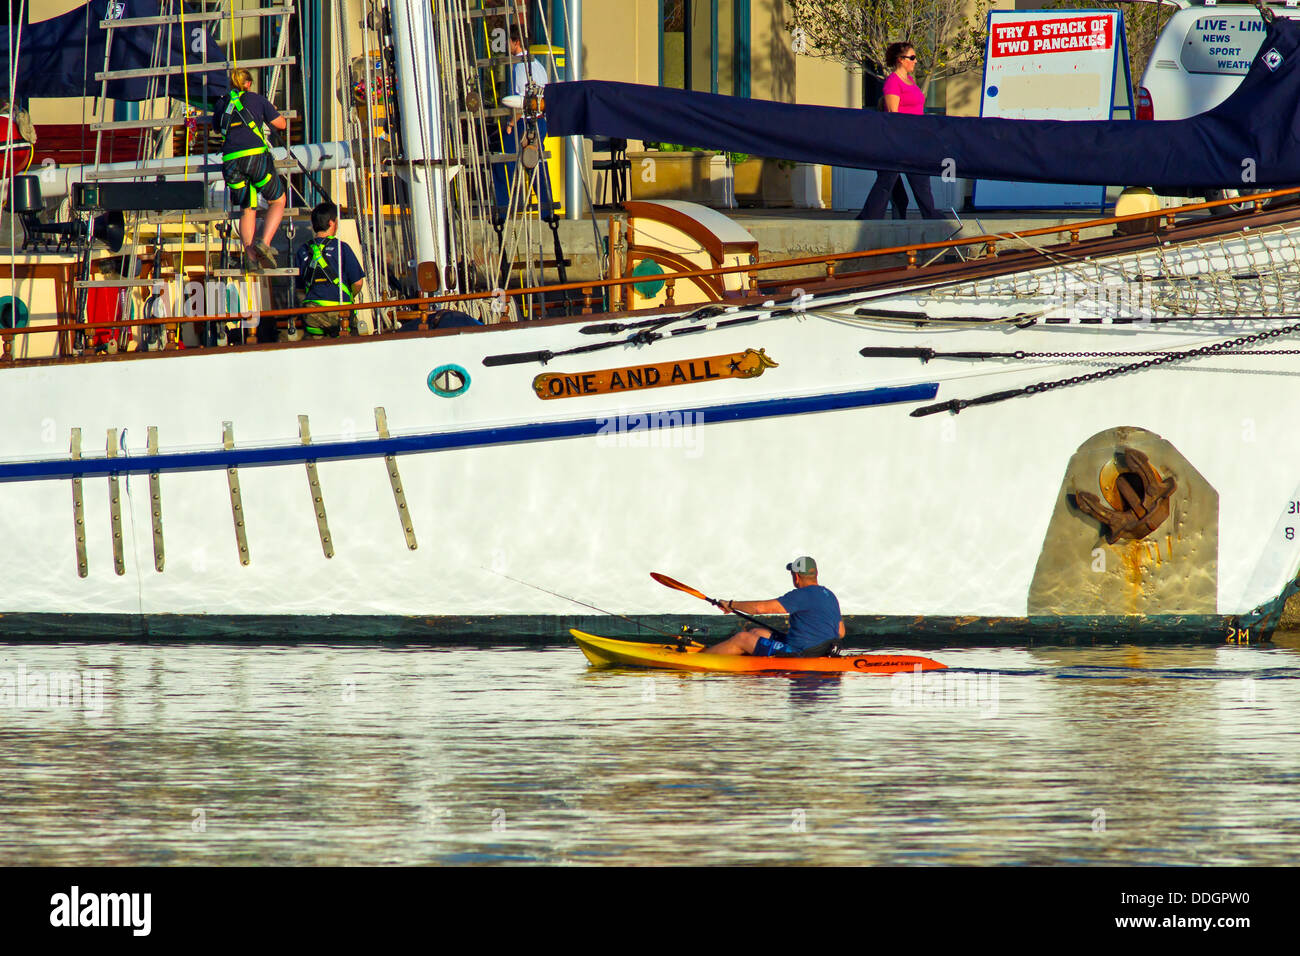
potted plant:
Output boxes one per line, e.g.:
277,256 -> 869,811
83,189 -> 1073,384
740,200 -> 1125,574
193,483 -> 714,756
627,143 -> 718,203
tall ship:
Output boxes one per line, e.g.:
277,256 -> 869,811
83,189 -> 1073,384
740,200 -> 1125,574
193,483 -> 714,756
1,0 -> 1299,642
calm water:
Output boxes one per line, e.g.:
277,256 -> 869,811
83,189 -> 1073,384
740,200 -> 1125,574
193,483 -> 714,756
1,641 -> 1297,866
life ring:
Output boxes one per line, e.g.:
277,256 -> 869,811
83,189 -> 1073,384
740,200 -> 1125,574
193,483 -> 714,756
0,295 -> 29,329
0,114 -> 33,175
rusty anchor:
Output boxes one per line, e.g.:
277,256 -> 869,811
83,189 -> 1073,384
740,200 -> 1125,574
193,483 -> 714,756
1074,448 -> 1176,543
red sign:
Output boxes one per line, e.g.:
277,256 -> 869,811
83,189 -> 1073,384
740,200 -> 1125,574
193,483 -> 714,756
990,16 -> 1114,58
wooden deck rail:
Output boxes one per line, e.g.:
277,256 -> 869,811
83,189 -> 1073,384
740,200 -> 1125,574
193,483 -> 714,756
4,185 -> 1300,358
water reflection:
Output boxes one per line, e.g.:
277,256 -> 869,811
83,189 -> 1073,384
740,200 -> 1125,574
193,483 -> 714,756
0,642 -> 1296,864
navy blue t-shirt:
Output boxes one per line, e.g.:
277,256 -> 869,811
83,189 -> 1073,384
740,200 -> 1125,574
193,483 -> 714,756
215,90 -> 281,152
777,585 -> 841,652
295,237 -> 365,303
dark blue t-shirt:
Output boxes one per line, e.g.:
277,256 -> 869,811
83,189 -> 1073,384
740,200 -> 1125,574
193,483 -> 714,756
777,585 -> 841,652
295,237 -> 365,303
215,90 -> 281,152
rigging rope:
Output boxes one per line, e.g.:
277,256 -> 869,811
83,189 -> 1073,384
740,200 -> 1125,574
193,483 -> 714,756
365,0 -> 411,293
547,0 -> 607,283
357,3 -> 390,303
336,0 -> 382,330
430,0 -> 465,302
4,0 -> 26,273
178,0 -> 192,333
394,0 -> 443,306
447,0 -> 497,308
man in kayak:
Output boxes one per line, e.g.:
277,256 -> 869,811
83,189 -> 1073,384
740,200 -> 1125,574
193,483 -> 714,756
710,556 -> 844,656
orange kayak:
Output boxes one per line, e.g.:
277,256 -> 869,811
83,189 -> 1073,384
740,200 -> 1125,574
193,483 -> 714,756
572,629 -> 946,674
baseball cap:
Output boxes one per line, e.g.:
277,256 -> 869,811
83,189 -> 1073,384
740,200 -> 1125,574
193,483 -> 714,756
786,556 -> 817,574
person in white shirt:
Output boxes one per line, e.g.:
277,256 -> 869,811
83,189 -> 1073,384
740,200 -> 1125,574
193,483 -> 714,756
492,26 -> 555,221
510,33 -> 548,114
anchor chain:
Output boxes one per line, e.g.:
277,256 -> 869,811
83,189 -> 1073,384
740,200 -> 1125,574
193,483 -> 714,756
910,321 -> 1300,416
1008,348 -> 1300,359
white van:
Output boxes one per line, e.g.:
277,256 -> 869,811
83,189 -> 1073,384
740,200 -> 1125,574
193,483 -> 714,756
1137,2 -> 1299,203
1137,1 -> 1298,120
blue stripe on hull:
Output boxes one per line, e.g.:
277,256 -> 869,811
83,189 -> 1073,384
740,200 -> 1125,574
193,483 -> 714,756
0,383 -> 938,482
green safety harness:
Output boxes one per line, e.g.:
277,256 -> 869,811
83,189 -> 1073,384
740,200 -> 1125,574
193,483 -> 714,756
302,238 -> 351,335
220,90 -> 274,206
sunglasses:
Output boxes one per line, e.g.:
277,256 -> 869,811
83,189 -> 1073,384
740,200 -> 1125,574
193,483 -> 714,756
902,55 -> 917,61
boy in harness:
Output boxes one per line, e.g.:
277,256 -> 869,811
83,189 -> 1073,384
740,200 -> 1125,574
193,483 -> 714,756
214,68 -> 287,270
295,202 -> 365,337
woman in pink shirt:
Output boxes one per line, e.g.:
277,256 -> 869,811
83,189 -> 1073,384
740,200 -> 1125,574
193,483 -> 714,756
855,42 -> 941,221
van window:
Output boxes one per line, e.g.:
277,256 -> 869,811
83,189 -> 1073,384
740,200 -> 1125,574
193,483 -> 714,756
1179,13 -> 1271,75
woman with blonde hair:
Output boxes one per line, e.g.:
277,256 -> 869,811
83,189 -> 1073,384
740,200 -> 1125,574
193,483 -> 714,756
214,68 -> 289,268
855,42 -> 941,221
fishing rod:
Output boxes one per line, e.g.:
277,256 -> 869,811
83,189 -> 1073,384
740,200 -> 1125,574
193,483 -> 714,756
483,567 -> 701,642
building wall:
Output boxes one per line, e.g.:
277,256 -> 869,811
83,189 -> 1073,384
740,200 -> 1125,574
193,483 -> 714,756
582,0 -> 659,87
580,0 -> 853,106
749,0 -> 793,102
947,0 -> 1016,117
579,1 -> 1005,113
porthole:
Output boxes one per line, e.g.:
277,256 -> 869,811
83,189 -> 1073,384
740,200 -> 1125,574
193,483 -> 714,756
428,364 -> 471,397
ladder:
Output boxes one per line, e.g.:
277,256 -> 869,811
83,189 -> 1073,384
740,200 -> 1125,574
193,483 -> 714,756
77,1 -> 303,353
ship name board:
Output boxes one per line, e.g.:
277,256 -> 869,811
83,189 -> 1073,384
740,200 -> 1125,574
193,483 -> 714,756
532,348 -> 777,400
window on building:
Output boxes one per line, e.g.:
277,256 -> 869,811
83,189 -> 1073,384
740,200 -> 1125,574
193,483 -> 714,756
662,0 -> 690,89
661,1 -> 749,97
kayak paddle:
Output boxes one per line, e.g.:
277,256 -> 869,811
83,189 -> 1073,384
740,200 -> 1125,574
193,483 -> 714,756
650,572 -> 787,639
650,572 -> 717,605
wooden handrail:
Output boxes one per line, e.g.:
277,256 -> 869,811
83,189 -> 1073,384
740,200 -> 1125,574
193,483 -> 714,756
4,185 -> 1300,343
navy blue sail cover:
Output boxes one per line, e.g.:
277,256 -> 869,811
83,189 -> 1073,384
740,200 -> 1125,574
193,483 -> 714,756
548,16 -> 1300,189
1,1 -> 227,101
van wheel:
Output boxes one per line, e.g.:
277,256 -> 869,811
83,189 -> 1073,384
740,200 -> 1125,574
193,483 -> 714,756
1207,188 -> 1270,216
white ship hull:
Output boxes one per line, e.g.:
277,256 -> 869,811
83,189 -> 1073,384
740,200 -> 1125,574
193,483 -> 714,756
2,241 -> 1298,639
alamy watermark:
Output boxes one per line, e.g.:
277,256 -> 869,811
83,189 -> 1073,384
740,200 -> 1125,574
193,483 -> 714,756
0,665 -> 106,715
890,664 -> 999,718
49,886 -> 150,937
1051,280 -> 1270,329
176,280 -> 260,324
1058,281 -> 1162,321
595,410 -> 704,458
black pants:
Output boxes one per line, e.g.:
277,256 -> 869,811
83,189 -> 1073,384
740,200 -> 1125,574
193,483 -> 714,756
889,179 -> 908,218
222,151 -> 284,209
858,171 -> 941,220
